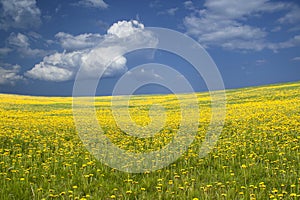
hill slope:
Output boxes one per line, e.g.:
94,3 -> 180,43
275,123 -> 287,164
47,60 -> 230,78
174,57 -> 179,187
0,81 -> 299,199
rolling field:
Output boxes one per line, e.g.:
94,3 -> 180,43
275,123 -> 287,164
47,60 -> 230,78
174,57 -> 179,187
0,82 -> 299,199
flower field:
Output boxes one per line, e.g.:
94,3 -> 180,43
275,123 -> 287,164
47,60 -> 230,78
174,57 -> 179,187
0,82 -> 299,199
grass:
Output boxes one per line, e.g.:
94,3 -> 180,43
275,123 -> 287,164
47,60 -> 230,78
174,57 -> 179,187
0,81 -> 299,199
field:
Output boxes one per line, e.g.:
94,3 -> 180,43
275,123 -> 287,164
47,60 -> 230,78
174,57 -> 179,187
0,82 -> 299,200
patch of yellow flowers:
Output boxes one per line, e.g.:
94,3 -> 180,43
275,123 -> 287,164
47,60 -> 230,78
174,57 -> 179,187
0,82 -> 299,199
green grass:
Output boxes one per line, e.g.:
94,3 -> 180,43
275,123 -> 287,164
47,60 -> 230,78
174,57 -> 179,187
0,81 -> 299,199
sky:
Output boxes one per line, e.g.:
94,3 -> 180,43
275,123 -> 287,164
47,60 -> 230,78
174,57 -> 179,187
0,0 -> 300,96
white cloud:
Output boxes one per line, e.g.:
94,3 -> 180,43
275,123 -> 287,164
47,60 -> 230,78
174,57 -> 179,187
75,0 -> 108,9
25,51 -> 83,81
184,15 -> 267,51
0,64 -> 24,85
8,32 -> 30,49
26,20 -> 158,82
167,8 -> 178,16
0,0 -> 41,30
27,31 -> 43,40
268,35 -> 300,51
203,0 -> 288,19
256,59 -> 267,65
291,57 -> 300,61
159,7 -> 178,16
26,63 -> 74,82
200,25 -> 266,43
7,32 -> 48,57
0,47 -> 12,56
184,1 -> 195,10
127,68 -> 163,82
55,32 -> 103,51
278,5 -> 300,24
184,0 -> 300,51
107,20 -> 145,38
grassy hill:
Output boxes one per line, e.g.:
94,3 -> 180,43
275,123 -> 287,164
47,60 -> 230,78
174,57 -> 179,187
0,81 -> 299,199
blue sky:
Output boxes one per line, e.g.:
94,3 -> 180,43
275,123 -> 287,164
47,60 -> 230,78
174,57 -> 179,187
0,0 -> 300,96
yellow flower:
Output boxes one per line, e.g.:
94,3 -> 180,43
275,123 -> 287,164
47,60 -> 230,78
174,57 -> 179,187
126,190 -> 132,194
290,193 -> 297,197
241,164 -> 247,169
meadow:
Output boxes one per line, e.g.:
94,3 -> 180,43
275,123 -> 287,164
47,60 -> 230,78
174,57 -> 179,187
0,81 -> 299,200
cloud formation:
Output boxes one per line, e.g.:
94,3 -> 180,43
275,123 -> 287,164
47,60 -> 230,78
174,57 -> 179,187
0,65 -> 24,85
7,33 -> 48,57
75,0 -> 108,9
127,68 -> 163,82
184,0 -> 300,51
0,0 -> 41,30
292,56 -> 300,61
26,20 -> 158,82
55,32 -> 103,51
184,1 -> 195,10
278,5 -> 300,24
159,7 -> 178,16
0,47 -> 12,56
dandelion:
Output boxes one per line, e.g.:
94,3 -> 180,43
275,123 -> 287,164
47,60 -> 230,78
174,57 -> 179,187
0,82 -> 299,199
178,186 -> 184,190
290,193 -> 297,197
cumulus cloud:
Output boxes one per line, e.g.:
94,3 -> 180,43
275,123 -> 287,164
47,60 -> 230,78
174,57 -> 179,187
7,32 -> 48,57
0,0 -> 41,30
0,64 -> 24,85
75,0 -> 108,9
25,51 -> 83,81
26,20 -> 158,82
107,20 -> 145,38
55,32 -> 103,51
184,0 -> 300,51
